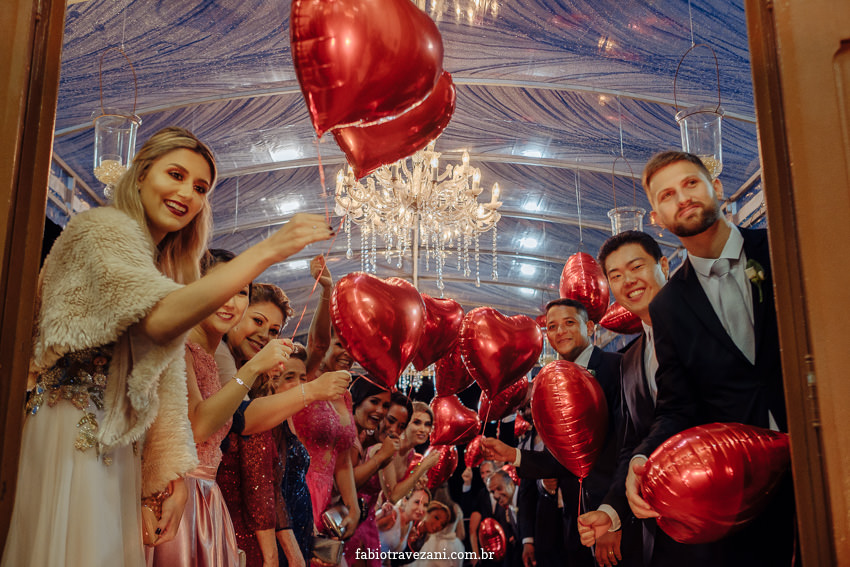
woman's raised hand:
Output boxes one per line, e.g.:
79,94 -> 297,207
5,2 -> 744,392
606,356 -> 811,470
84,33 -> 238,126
264,213 -> 334,263
308,370 -> 352,401
246,338 -> 294,376
310,255 -> 333,288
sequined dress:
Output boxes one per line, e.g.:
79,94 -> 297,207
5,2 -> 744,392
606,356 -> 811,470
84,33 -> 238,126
275,420 -> 313,565
218,428 -> 279,567
344,437 -> 384,567
292,393 -> 357,528
147,342 -> 240,566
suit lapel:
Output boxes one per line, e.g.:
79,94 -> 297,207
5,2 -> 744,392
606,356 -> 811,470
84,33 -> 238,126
675,258 -> 743,356
623,334 -> 654,432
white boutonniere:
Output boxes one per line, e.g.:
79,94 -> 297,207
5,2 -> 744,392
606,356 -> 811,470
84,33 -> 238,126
745,259 -> 766,303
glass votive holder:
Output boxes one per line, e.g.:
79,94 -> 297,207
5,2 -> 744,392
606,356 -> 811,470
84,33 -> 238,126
607,206 -> 646,235
676,104 -> 724,179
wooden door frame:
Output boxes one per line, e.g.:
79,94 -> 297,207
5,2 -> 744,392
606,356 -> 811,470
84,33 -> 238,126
746,0 -> 850,564
0,0 -> 65,549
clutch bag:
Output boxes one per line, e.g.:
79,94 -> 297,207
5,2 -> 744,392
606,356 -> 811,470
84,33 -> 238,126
312,535 -> 345,564
321,503 -> 349,538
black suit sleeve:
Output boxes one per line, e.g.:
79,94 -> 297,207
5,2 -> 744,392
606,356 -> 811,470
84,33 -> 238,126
517,447 -> 572,480
602,402 -> 639,523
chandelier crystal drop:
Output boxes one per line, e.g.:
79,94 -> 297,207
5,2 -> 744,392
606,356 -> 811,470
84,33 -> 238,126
335,142 -> 502,291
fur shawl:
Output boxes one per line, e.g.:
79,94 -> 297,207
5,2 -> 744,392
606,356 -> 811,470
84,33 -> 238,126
32,206 -> 198,495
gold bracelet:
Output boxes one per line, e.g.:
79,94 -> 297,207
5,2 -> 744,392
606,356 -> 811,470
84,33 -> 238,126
234,376 -> 250,391
300,382 -> 308,408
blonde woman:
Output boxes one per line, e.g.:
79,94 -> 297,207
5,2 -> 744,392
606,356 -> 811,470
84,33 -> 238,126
1,127 -> 334,567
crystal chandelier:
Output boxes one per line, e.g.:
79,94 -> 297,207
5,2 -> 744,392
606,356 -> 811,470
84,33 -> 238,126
334,141 -> 502,291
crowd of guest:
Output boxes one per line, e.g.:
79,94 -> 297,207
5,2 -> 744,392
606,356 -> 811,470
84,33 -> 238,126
1,126 -> 794,567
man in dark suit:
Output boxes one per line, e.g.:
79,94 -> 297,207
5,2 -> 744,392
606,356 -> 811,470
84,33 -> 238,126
487,470 -> 523,567
623,151 -> 794,567
577,230 -> 709,567
483,298 -> 622,567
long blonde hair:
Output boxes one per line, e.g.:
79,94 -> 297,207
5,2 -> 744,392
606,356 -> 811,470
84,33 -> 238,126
112,126 -> 217,284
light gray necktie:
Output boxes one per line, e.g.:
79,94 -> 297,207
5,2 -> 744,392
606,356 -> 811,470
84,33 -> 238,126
710,258 -> 755,363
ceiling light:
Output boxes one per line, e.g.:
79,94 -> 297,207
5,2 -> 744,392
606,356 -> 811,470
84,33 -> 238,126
519,263 -> 536,276
335,141 -> 502,291
519,237 -> 538,249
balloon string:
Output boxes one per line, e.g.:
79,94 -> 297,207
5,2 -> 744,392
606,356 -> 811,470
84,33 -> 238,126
352,373 -> 392,393
314,136 -> 331,225
288,217 -> 344,341
480,398 -> 492,435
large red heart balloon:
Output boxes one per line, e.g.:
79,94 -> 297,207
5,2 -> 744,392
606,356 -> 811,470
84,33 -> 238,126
478,518 -> 506,561
424,445 -> 458,489
412,293 -> 464,371
599,301 -> 643,335
333,71 -> 456,179
434,343 -> 475,397
464,435 -> 485,469
642,422 -> 791,544
459,307 -> 543,399
531,360 -> 608,479
290,0 -> 443,137
430,395 -> 481,445
330,272 -> 426,389
559,252 -> 610,323
478,376 -> 529,423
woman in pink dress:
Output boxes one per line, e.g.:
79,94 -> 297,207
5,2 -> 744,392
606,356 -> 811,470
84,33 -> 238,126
152,268 -> 349,567
291,257 -> 362,541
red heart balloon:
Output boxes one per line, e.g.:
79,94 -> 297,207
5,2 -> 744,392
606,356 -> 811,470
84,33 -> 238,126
464,435 -> 485,469
478,376 -> 529,423
642,422 -> 791,544
500,464 -> 520,486
290,0 -> 443,137
333,71 -> 456,179
559,252 -> 610,323
514,413 -> 532,438
478,518 -> 506,561
535,313 -> 547,328
531,360 -> 608,479
330,272 -> 426,389
412,293 -> 464,371
599,301 -> 643,335
424,445 -> 458,490
401,452 -> 423,482
434,343 -> 475,397
430,395 -> 481,446
459,307 -> 543,399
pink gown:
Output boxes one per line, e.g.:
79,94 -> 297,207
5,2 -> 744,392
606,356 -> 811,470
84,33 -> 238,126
344,437 -> 383,567
148,342 -> 240,567
292,392 -> 357,528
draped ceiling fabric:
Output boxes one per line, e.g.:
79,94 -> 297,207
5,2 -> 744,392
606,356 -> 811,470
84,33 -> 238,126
52,0 -> 761,339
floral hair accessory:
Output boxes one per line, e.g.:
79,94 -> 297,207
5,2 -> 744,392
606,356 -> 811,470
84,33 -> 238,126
745,259 -> 766,303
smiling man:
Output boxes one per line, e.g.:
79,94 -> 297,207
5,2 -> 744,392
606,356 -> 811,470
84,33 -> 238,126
482,298 -> 621,567
576,230 -> 693,567
622,151 -> 793,567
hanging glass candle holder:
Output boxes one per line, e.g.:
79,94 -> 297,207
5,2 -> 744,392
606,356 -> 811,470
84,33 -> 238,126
607,156 -> 645,235
92,48 -> 140,197
673,43 -> 724,179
